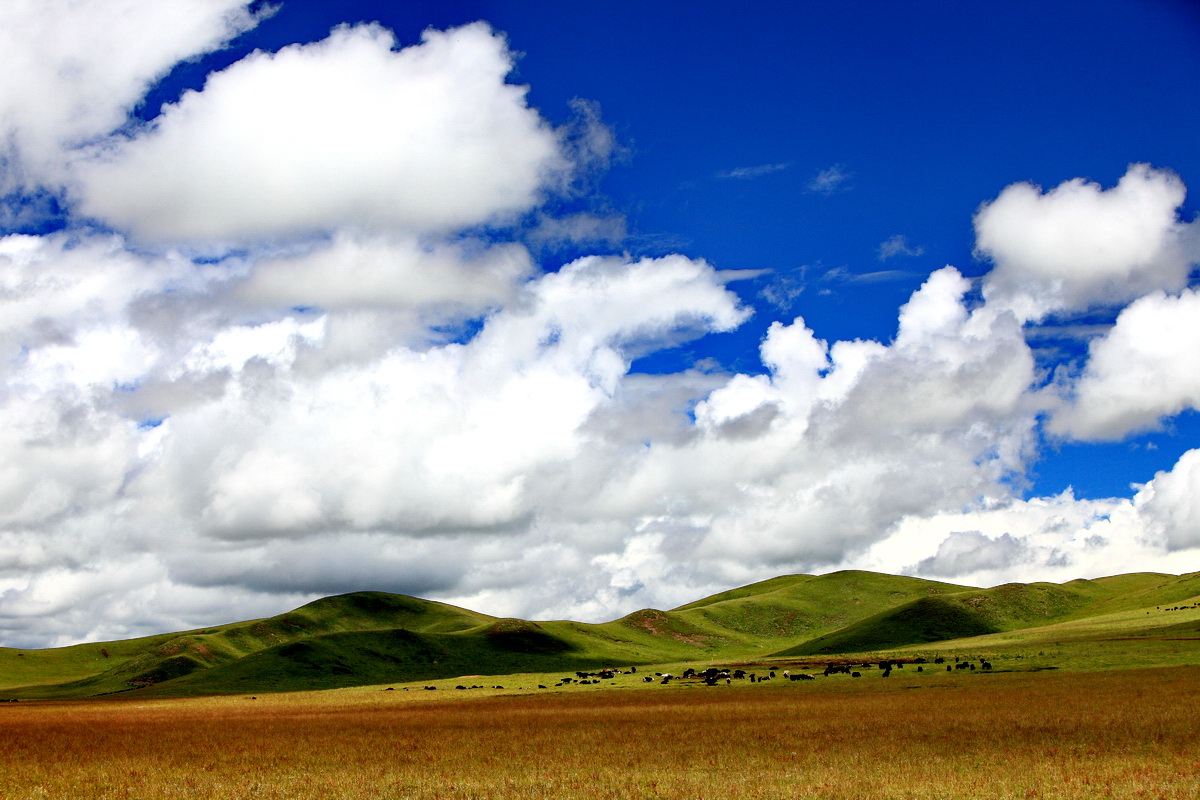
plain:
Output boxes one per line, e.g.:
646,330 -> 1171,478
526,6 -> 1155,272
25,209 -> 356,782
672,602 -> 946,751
0,665 -> 1197,799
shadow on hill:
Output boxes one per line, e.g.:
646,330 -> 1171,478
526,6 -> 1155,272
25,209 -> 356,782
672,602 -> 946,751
775,597 -> 1000,656
484,620 -> 577,654
138,624 -> 604,696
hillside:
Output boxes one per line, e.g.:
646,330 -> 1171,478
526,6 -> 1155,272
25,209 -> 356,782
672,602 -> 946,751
0,592 -> 499,698
1,569 -> 1197,698
670,570 -> 974,642
773,571 -> 1200,657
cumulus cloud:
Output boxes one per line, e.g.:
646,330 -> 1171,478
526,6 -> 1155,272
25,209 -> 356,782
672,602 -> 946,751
0,558 -> 316,649
1051,289 -> 1200,439
851,447 -> 1200,587
911,531 -> 1030,577
0,222 -> 1197,643
134,253 -> 749,540
238,232 -> 534,313
0,234 -> 185,529
1133,448 -> 1200,551
0,0 -> 263,191
166,534 -> 471,597
0,233 -> 179,358
75,22 -> 565,243
573,267 -> 1039,578
976,163 -> 1197,322
0,231 -> 1057,642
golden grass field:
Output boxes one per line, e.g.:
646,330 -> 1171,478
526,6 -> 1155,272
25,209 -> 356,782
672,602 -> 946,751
0,665 -> 1197,799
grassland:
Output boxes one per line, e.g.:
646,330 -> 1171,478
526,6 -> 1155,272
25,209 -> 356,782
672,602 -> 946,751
0,665 -> 1196,799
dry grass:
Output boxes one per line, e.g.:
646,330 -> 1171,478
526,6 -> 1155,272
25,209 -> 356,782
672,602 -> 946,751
0,666 -> 1197,799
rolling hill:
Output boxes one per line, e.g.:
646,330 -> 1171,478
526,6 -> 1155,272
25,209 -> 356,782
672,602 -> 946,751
772,571 -> 1200,657
1,569 -> 1197,698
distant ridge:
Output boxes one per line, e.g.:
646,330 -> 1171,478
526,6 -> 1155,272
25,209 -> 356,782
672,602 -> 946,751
1,569 -> 1197,698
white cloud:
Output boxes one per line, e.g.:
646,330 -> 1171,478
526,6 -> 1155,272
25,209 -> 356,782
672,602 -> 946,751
806,164 -> 851,194
0,555 -> 316,648
0,234 -> 191,530
1134,448 -> 1200,551
0,226 -> 1197,643
130,253 -> 749,540
0,0 -> 263,191
573,267 -> 1039,577
74,22 -> 565,243
557,98 -> 620,185
716,162 -> 791,180
0,233 -> 1050,643
238,232 -> 534,312
1051,289 -> 1200,439
911,531 -> 1031,577
878,234 -> 924,260
0,233 -> 178,360
527,212 -> 627,250
861,499 -> 1105,586
853,449 -> 1200,586
0,240 -> 1020,638
976,163 -> 1196,321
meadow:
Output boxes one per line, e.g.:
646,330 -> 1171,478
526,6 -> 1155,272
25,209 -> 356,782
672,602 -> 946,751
1,664 -> 1197,799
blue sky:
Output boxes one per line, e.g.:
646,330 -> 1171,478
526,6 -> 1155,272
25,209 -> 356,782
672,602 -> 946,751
0,0 -> 1198,645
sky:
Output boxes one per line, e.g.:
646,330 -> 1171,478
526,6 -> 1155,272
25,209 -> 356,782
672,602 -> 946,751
1,0 -> 1199,647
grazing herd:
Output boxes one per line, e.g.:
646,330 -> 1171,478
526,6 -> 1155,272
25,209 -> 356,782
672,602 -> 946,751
377,655 -> 1012,695
815,655 -> 995,679
611,655 -> 1005,687
559,655 -> 1002,688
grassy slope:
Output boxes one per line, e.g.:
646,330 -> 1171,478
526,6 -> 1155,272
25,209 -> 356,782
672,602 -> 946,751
2,570 -> 1197,698
138,620 -> 628,696
775,571 -> 1200,657
671,570 -> 975,647
0,592 -> 497,698
850,599 -> 1200,676
0,629 -> 194,690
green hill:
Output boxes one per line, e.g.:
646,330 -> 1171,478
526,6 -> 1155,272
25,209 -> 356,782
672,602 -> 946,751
1,570 -> 1197,698
773,571 -> 1200,657
0,591 -> 499,698
778,595 -> 1001,655
671,570 -> 974,643
140,621 -> 620,697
